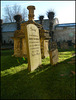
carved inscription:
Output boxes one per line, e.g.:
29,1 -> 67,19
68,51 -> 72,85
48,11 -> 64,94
26,24 -> 41,71
28,29 -> 40,57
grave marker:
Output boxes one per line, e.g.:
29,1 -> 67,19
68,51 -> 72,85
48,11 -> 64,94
24,5 -> 42,71
50,49 -> 58,65
49,41 -> 58,65
25,23 -> 42,71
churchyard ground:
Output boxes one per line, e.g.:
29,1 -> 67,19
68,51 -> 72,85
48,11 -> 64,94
1,47 -> 75,99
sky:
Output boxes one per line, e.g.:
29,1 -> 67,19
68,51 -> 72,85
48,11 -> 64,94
1,1 -> 75,24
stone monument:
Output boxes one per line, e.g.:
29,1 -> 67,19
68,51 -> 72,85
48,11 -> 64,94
11,5 -> 50,59
24,5 -> 42,71
50,47 -> 58,65
49,29 -> 59,65
49,40 -> 58,65
11,16 -> 26,57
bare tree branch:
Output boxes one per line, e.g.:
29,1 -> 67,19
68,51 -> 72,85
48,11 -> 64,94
3,4 -> 27,23
21,8 -> 28,21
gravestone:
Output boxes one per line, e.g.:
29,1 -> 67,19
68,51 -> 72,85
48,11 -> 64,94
25,24 -> 42,71
50,49 -> 58,65
40,30 -> 50,59
24,6 -> 41,71
49,41 -> 58,65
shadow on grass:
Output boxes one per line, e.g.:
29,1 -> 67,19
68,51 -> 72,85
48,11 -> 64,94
1,56 -> 75,99
1,49 -> 14,56
1,50 -> 28,71
1,47 -> 75,71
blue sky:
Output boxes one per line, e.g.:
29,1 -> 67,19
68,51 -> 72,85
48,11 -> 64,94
1,1 -> 75,24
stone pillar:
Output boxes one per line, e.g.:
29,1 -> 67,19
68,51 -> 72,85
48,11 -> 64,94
14,14 -> 22,30
27,5 -> 35,21
39,16 -> 44,25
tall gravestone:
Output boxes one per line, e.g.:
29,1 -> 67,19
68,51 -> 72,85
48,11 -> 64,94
49,36 -> 58,65
47,11 -> 59,65
24,6 -> 42,71
50,48 -> 58,65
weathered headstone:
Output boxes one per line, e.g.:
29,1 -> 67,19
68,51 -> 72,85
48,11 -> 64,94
50,49 -> 58,65
25,24 -> 42,71
24,6 -> 41,71
49,41 -> 58,65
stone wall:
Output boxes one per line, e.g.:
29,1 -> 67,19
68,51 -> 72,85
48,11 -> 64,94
54,27 -> 75,43
2,32 -> 14,44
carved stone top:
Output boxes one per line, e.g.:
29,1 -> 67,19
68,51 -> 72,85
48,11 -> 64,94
14,14 -> 22,22
27,5 -> 35,21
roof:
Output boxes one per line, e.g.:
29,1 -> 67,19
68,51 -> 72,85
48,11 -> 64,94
2,20 -> 76,33
55,23 -> 76,27
1,19 -> 58,32
2,22 -> 17,33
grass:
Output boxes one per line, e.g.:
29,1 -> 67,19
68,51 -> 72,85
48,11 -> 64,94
1,47 -> 75,99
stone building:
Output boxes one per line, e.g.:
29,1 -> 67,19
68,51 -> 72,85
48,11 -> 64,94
54,23 -> 75,43
1,18 -> 59,44
2,22 -> 16,44
2,20 -> 75,45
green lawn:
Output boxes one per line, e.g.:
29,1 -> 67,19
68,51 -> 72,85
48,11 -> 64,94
1,47 -> 75,99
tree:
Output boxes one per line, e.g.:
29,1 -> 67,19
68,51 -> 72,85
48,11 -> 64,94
47,10 -> 55,41
3,4 -> 28,23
